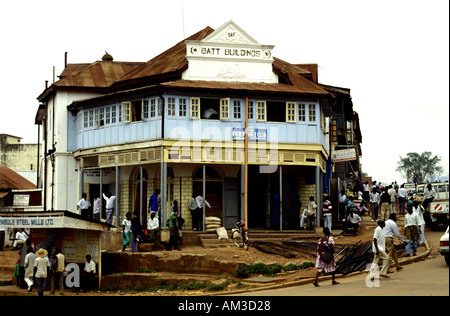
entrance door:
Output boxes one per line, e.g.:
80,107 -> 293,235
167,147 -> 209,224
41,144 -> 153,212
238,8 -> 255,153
193,166 -> 223,220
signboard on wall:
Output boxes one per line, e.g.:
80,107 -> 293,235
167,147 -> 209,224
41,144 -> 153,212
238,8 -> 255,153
332,148 -> 357,162
13,194 -> 30,206
232,128 -> 267,141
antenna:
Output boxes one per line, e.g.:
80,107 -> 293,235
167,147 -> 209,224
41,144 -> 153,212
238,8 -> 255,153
181,0 -> 186,39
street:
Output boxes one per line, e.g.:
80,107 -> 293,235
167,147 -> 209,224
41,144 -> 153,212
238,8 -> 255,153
231,229 -> 449,296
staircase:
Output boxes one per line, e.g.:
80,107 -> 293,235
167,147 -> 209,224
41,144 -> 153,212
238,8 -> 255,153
199,229 -> 319,248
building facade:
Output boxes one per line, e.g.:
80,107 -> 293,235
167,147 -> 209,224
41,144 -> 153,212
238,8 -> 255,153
36,21 -> 361,230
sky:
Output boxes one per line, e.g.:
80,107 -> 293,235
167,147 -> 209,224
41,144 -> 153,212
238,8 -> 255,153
0,0 -> 448,184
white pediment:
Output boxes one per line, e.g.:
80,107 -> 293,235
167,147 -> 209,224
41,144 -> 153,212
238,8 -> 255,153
202,20 -> 260,45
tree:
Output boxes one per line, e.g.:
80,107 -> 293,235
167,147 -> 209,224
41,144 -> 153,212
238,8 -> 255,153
396,151 -> 444,183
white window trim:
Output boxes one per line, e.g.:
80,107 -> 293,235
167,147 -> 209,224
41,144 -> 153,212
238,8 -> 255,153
286,102 -> 297,123
190,97 -> 200,119
256,101 -> 266,122
122,102 -> 131,123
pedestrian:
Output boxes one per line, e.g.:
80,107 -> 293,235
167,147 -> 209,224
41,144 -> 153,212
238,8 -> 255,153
13,228 -> 28,249
103,192 -> 116,226
167,207 -> 180,251
322,194 -> 333,231
147,211 -> 159,242
81,254 -> 96,293
188,193 -> 199,231
369,220 -> 390,279
17,237 -> 31,288
370,187 -> 380,222
93,194 -> 101,221
131,211 -> 143,252
49,247 -> 65,295
77,193 -> 91,218
422,184 -> 436,212
24,247 -> 36,292
412,199 -> 426,247
338,189 -> 347,221
33,248 -> 50,297
195,193 -> 211,231
404,205 -> 420,257
346,195 -> 355,216
306,196 -> 317,230
313,227 -> 339,287
148,189 -> 161,227
363,181 -> 370,204
397,184 -> 407,215
120,212 -> 132,252
380,187 -> 391,221
344,209 -> 362,234
384,213 -> 405,272
388,185 -> 397,214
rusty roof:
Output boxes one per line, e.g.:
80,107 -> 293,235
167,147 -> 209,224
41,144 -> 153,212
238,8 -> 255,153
54,60 -> 145,88
0,167 -> 36,190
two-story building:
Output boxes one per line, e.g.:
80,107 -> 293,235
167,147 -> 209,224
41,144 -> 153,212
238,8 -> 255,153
36,21 -> 357,231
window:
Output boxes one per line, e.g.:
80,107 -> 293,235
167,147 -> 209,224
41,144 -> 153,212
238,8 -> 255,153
121,102 -> 131,122
179,98 -> 187,116
233,100 -> 241,119
158,98 -> 162,116
298,104 -> 306,122
309,104 -> 316,121
267,101 -> 285,122
256,101 -> 266,122
143,100 -> 149,119
94,109 -> 99,126
168,98 -> 176,116
150,99 -> 156,118
106,106 -> 111,124
84,111 -> 88,128
248,101 -> 254,119
220,98 -> 230,120
89,110 -> 94,127
190,97 -> 200,119
111,105 -> 116,123
286,102 -> 296,123
99,108 -> 105,126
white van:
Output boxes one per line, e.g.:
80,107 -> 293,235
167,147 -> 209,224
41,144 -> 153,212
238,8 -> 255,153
417,182 -> 449,229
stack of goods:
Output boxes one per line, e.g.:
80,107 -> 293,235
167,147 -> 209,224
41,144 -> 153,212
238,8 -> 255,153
205,216 -> 221,233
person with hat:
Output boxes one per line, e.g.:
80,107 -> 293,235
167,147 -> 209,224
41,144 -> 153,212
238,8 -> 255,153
33,248 -> 50,296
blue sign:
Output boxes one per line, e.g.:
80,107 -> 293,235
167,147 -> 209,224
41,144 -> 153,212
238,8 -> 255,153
232,128 -> 267,141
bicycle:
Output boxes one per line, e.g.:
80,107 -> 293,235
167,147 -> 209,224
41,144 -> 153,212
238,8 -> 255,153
232,221 -> 249,250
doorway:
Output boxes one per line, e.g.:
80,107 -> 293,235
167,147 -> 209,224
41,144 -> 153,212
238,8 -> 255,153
193,166 -> 223,219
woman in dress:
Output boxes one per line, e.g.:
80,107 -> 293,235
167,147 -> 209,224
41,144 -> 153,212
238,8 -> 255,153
313,227 -> 339,287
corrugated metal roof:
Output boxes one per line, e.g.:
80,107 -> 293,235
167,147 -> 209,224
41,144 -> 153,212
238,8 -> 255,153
54,61 -> 145,88
0,167 -> 36,190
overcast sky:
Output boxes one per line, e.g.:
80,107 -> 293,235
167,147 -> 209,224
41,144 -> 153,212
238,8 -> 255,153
0,0 -> 448,184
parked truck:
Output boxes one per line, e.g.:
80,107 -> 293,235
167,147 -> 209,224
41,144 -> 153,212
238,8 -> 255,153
417,182 -> 449,230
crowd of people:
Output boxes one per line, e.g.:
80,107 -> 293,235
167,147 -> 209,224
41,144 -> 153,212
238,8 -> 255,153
313,180 -> 434,286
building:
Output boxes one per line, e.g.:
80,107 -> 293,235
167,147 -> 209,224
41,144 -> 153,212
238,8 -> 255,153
0,134 -> 40,185
35,20 -> 362,230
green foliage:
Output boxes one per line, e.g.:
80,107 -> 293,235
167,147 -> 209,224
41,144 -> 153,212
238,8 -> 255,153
236,261 -> 314,278
396,151 -> 443,183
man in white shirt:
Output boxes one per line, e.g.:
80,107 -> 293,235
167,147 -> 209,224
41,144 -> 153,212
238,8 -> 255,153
384,213 -> 406,271
147,212 -> 159,241
397,184 -> 407,215
194,193 -> 211,231
344,210 -> 362,234
93,194 -> 101,221
387,185 -> 397,214
33,248 -> 50,296
77,193 -> 91,218
13,228 -> 28,248
370,220 -> 390,278
103,192 -> 116,226
82,254 -> 96,293
422,184 -> 436,212
405,206 -> 421,256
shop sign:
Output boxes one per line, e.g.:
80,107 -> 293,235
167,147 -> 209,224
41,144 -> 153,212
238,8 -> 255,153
332,148 -> 357,162
232,128 -> 267,141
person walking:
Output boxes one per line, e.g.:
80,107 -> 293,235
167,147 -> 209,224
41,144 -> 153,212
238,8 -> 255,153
404,206 -> 421,257
120,212 -> 132,252
313,227 -> 339,287
370,187 -> 380,222
33,248 -> 50,297
322,194 -> 333,231
384,213 -> 405,272
131,211 -> 143,253
388,185 -> 397,214
167,207 -> 180,251
195,193 -> 211,231
103,192 -> 116,226
380,187 -> 391,221
306,196 -> 317,230
49,247 -> 65,295
370,220 -> 390,279
412,199 -> 426,246
24,247 -> 36,292
397,184 -> 407,215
